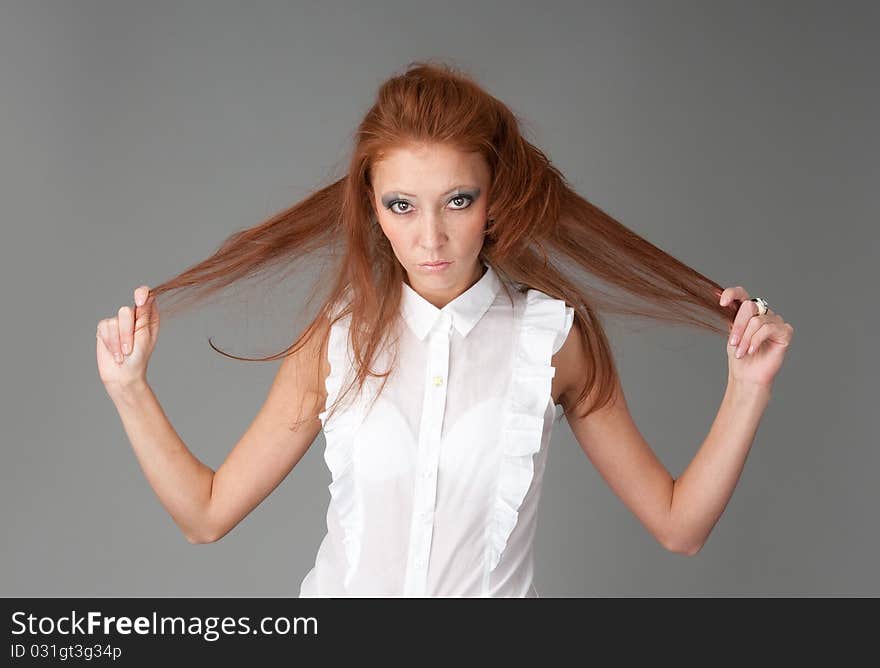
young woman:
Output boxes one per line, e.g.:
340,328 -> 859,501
95,61 -> 794,597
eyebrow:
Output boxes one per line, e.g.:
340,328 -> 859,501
380,185 -> 479,206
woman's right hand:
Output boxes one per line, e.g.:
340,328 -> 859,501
96,285 -> 160,390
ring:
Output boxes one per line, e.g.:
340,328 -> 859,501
749,296 -> 769,316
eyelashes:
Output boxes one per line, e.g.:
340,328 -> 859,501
387,194 -> 474,216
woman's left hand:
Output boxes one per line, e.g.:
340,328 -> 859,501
718,286 -> 795,390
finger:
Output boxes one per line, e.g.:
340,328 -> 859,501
118,305 -> 134,356
735,314 -> 768,358
719,285 -> 750,308
728,296 -> 758,347
141,292 -> 159,338
745,322 -> 778,355
750,321 -> 792,355
96,320 -> 108,351
134,285 -> 148,307
721,286 -> 750,342
132,286 -> 148,338
108,318 -> 123,364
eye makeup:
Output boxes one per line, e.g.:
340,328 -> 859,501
380,186 -> 481,209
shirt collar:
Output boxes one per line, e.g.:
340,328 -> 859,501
400,262 -> 502,340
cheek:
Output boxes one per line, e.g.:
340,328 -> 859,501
377,218 -> 411,259
377,218 -> 404,246
461,212 -> 488,245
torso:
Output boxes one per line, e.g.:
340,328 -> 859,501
318,337 -> 573,413
300,275 -> 576,597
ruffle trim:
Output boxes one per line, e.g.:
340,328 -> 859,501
318,309 -> 364,588
488,289 -> 573,572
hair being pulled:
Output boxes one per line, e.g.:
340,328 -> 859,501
137,59 -> 737,429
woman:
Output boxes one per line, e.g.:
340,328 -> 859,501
95,61 -> 794,597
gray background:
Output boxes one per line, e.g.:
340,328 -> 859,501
1,0 -> 876,596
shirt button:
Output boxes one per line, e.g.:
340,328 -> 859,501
422,510 -> 432,523
415,557 -> 425,568
432,375 -> 443,386
422,469 -> 433,479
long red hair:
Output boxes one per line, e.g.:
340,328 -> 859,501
137,59 -> 735,428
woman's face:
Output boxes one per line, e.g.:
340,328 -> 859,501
370,142 -> 491,307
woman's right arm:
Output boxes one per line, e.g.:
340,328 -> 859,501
98,286 -> 328,544
106,381 -> 218,543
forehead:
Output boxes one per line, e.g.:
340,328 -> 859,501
372,143 -> 488,186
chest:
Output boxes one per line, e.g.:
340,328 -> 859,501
347,313 -> 559,486
318,303 -> 565,424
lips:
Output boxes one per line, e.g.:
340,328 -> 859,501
419,261 -> 451,266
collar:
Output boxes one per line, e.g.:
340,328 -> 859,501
400,262 -> 502,339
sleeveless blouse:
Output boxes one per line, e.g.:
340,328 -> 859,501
298,262 -> 574,597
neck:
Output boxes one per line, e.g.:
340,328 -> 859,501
406,261 -> 486,309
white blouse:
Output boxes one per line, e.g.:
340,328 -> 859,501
298,262 -> 574,597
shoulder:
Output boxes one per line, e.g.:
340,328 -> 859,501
555,315 -> 600,411
279,311 -> 334,403
516,288 -> 579,403
537,295 -> 581,409
520,288 -> 575,354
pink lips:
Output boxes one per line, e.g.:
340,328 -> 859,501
418,260 -> 452,273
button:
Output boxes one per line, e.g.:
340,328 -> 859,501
414,557 -> 425,568
421,468 -> 434,479
432,375 -> 443,386
422,510 -> 432,523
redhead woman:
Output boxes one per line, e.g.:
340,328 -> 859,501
96,61 -> 794,597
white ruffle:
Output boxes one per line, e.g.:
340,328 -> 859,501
488,289 -> 573,572
553,304 -> 575,355
318,309 -> 364,588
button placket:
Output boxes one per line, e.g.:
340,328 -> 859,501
403,311 -> 452,596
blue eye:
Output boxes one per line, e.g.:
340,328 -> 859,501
387,194 -> 473,216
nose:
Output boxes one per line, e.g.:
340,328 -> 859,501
418,211 -> 448,250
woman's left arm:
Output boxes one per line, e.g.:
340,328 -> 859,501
669,285 -> 795,554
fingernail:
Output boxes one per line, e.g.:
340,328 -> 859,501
729,335 -> 739,346
735,348 -> 743,359
122,343 -> 130,355
747,346 -> 754,355
115,353 -> 123,363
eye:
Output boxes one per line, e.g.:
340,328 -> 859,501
388,200 -> 411,214
387,194 -> 474,216
448,194 -> 474,210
